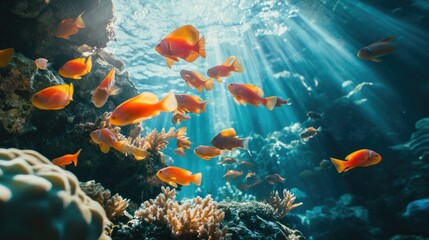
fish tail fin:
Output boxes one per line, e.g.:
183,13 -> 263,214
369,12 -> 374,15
159,92 -> 178,112
197,36 -> 206,58
191,172 -> 202,186
264,96 -> 277,110
330,158 -> 348,173
201,100 -> 208,112
282,98 -> 292,105
108,86 -> 122,96
73,149 -> 82,166
75,12 -> 86,28
69,83 -> 74,101
204,78 -> 214,91
231,57 -> 243,73
242,134 -> 252,156
86,56 -> 92,73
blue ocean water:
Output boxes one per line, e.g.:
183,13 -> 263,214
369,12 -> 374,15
106,0 -> 429,237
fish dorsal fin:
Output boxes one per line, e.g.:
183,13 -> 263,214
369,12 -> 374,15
345,149 -> 367,161
222,56 -> 236,66
242,84 -> 263,96
167,25 -> 199,45
135,92 -> 159,104
378,36 -> 396,43
171,166 -> 192,175
219,128 -> 236,137
105,68 -> 116,89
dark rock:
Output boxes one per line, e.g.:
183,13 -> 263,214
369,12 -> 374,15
402,198 -> 429,234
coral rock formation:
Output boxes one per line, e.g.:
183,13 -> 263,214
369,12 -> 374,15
0,148 -> 111,240
268,189 -> 303,219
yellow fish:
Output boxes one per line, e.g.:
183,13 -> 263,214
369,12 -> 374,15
31,83 -> 73,110
156,166 -> 202,188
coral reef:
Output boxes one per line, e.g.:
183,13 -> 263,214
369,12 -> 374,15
80,180 -> 130,221
219,201 -> 305,240
268,189 -> 303,219
215,182 -> 256,202
392,117 -> 429,161
402,198 -> 429,235
134,186 -> 227,240
0,148 -> 111,240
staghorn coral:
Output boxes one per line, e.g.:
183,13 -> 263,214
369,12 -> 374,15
134,128 -> 176,153
135,186 -> 227,240
80,180 -> 130,220
268,189 -> 303,219
0,148 -> 111,240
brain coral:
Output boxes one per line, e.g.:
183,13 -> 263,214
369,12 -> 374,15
0,148 -> 111,240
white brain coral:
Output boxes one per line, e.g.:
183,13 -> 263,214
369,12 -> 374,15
0,148 -> 111,240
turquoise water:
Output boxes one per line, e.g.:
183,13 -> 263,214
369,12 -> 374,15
106,0 -> 429,221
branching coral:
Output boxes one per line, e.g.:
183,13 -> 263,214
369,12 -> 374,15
268,189 -> 303,219
0,148 -> 111,240
135,186 -> 227,240
80,180 -> 130,220
133,128 -> 176,153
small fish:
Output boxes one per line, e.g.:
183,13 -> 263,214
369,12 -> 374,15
299,170 -> 316,178
175,94 -> 208,114
307,111 -> 323,120
52,149 -> 81,168
174,127 -> 191,156
194,145 -> 223,160
180,70 -> 214,92
58,56 -> 92,80
237,179 -> 262,190
319,159 -> 331,170
34,58 -> 51,70
91,68 -> 121,108
90,128 -> 149,160
211,128 -> 250,151
31,83 -> 73,110
109,92 -> 177,126
171,112 -> 191,125
265,174 -> 285,184
357,36 -> 396,62
155,25 -> 205,68
55,12 -> 86,39
238,160 -> 254,169
0,48 -> 14,68
300,127 -> 319,139
223,170 -> 243,181
275,97 -> 292,107
228,83 -> 278,110
245,172 -> 256,181
217,157 -> 237,165
330,149 -> 382,173
156,166 -> 202,188
207,56 -> 243,83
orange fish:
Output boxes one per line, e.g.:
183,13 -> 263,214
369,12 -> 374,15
194,145 -> 223,160
207,56 -> 243,82
156,166 -> 202,188
300,127 -> 319,139
180,70 -> 214,92
171,112 -> 190,125
0,48 -> 14,68
92,68 -> 121,108
275,97 -> 291,107
31,83 -> 73,110
330,149 -> 382,173
52,149 -> 81,168
223,170 -> 243,181
245,172 -> 256,181
228,83 -> 277,110
175,94 -> 208,114
55,12 -> 86,39
109,92 -> 177,126
211,128 -> 250,151
155,25 -> 205,68
174,127 -> 191,156
58,56 -> 92,79
90,128 -> 149,160
265,174 -> 285,184
34,58 -> 51,70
